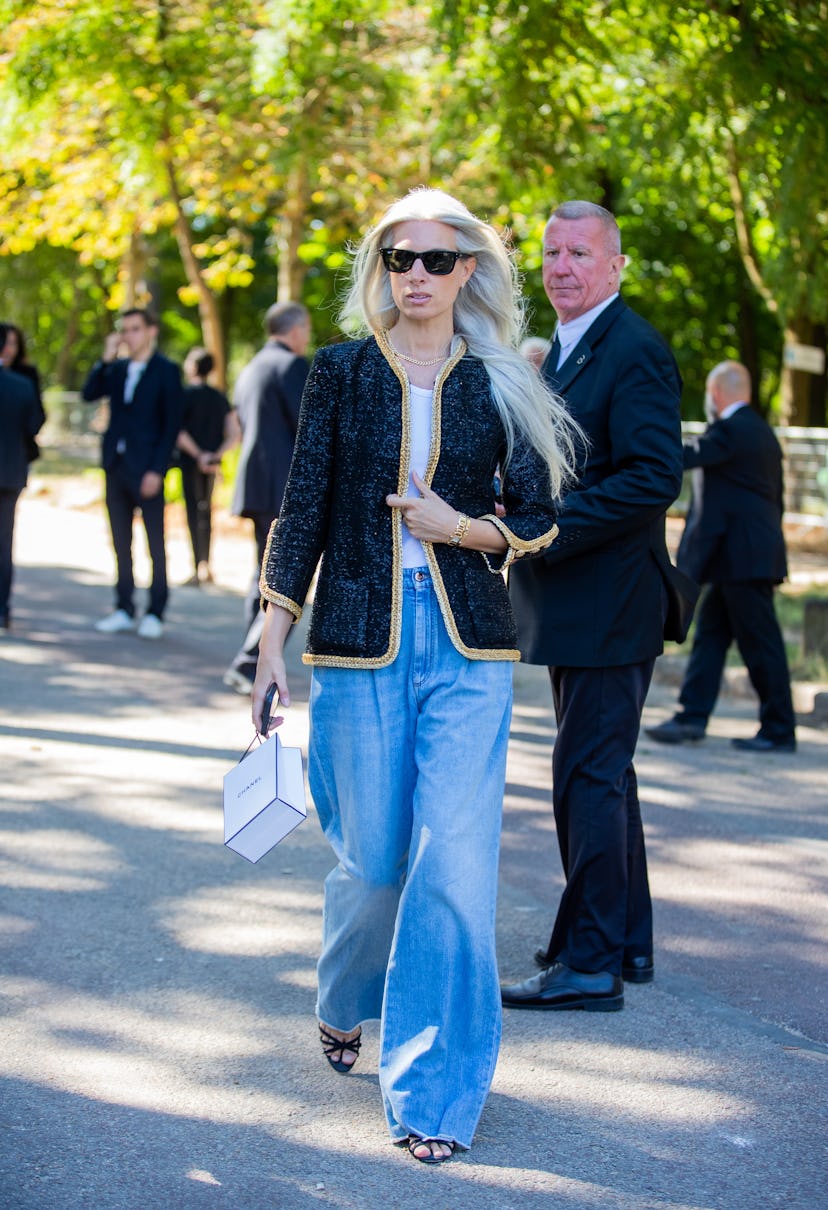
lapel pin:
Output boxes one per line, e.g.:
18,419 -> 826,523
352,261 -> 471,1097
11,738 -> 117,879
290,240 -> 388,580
576,354 -> 586,365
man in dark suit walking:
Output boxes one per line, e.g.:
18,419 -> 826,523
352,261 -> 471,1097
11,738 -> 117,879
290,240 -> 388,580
223,301 -> 310,694
501,201 -> 684,1013
83,309 -> 183,639
0,347 -> 43,630
646,360 -> 796,753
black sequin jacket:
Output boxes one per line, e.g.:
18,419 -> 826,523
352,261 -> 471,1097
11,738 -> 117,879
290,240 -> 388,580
260,330 -> 559,666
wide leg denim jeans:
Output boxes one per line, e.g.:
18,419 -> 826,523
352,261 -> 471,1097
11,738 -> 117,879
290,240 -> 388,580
309,568 -> 513,1148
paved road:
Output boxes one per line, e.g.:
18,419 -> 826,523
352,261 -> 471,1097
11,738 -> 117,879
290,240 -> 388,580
0,489 -> 826,1209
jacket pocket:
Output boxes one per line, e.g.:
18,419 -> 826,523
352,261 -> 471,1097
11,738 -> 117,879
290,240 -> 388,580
308,573 -> 369,655
462,563 -> 517,649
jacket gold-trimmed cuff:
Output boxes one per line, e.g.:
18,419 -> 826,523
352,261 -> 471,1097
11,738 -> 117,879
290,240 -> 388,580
482,514 -> 559,557
259,588 -> 303,621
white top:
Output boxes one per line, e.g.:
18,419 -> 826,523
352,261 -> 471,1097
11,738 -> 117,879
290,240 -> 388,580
554,293 -> 619,368
402,383 -> 433,568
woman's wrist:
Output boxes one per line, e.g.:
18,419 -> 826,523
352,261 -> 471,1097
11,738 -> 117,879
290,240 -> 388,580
447,512 -> 471,547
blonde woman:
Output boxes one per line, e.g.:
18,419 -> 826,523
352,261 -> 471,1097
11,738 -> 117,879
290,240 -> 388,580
252,188 -> 576,1162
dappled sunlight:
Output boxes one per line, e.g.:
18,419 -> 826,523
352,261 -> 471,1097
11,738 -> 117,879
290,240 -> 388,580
0,913 -> 36,943
639,784 -> 700,811
652,837 -> 826,904
0,977 -> 303,1122
0,828 -> 119,891
494,1037 -> 748,1124
160,884 -> 322,957
0,641 -> 54,667
0,775 -> 223,842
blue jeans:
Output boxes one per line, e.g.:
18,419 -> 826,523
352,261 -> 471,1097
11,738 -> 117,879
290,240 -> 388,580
309,567 -> 513,1148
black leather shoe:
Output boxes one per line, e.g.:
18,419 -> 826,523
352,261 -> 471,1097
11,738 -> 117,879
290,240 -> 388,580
501,963 -> 624,1011
621,954 -> 654,984
645,719 -> 705,744
534,948 -> 653,984
731,735 -> 796,753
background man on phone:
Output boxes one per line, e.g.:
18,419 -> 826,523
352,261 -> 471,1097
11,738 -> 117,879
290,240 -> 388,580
83,308 -> 182,639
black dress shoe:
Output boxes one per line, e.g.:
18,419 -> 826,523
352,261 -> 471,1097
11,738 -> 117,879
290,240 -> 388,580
534,948 -> 653,984
501,963 -> 624,1011
621,954 -> 654,984
645,719 -> 705,744
731,734 -> 796,753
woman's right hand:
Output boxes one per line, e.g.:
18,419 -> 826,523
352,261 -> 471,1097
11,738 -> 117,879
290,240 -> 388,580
251,605 -> 294,734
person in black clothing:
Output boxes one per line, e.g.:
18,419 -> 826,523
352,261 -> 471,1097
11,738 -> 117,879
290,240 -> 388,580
222,301 -> 311,695
176,348 -> 239,586
646,360 -> 796,753
1,322 -> 46,461
501,201 -> 684,1013
82,309 -> 183,639
0,344 -> 43,629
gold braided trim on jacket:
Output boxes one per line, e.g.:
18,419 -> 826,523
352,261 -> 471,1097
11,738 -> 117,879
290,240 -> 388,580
383,331 -> 521,662
259,520 -> 303,620
299,332 -> 479,669
478,515 -> 560,572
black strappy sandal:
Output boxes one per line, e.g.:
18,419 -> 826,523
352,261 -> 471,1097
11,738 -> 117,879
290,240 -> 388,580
407,1136 -> 456,1165
318,1023 -> 362,1074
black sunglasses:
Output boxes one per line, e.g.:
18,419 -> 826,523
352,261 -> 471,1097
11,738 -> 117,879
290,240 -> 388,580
379,247 -> 470,275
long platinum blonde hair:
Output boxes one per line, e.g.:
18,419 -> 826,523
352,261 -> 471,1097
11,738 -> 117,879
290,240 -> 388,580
339,187 -> 579,497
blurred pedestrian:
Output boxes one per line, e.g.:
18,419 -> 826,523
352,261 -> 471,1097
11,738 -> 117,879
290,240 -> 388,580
646,360 -> 796,753
502,201 -> 684,1013
176,348 -> 239,586
82,309 -> 182,639
0,331 -> 43,629
222,302 -> 310,695
251,187 -> 576,1162
1,322 -> 45,461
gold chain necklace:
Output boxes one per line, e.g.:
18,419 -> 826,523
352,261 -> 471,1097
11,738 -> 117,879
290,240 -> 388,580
390,340 -> 450,367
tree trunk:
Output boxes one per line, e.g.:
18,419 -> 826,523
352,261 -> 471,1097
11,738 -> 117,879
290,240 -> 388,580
164,160 -> 227,388
780,314 -> 827,427
276,161 -> 310,302
54,282 -> 83,389
736,273 -> 764,414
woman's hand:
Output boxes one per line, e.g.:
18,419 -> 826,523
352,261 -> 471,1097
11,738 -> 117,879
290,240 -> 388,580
251,605 -> 294,734
386,472 -> 458,543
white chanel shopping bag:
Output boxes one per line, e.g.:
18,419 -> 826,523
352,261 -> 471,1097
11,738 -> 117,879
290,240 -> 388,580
223,698 -> 307,863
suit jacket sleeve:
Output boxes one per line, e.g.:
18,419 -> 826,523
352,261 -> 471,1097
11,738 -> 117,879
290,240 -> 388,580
280,357 -> 309,437
682,422 -> 738,470
542,331 -> 683,564
82,361 -> 116,402
148,359 -> 184,476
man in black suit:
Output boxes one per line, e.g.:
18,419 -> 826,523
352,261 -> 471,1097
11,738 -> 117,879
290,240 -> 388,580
0,350 -> 43,630
501,201 -> 684,1012
83,309 -> 183,639
223,301 -> 310,694
646,360 -> 796,753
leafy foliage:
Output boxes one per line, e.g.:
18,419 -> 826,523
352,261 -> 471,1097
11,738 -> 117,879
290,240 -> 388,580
0,0 -> 825,421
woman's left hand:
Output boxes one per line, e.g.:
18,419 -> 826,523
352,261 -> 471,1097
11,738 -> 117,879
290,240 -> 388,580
386,472 -> 458,543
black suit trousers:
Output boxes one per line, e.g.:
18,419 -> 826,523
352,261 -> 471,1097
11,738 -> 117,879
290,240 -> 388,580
541,660 -> 655,975
0,488 -> 21,616
104,461 -> 168,619
678,581 -> 795,741
180,463 -> 215,569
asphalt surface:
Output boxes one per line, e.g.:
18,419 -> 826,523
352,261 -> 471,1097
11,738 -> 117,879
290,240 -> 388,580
1,483 -> 826,1209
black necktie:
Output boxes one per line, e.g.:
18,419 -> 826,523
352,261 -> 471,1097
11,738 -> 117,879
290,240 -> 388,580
547,333 -> 562,374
